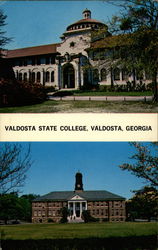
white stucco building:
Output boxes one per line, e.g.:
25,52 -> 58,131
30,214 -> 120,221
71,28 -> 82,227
5,9 -> 152,90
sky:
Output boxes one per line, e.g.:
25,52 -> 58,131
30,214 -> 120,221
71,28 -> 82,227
0,142 -> 150,199
1,1 -> 121,50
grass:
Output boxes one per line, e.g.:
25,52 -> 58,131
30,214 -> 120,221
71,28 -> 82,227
0,222 -> 157,240
0,100 -> 157,113
72,91 -> 152,96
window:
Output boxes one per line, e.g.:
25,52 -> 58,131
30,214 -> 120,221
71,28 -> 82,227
46,56 -> 50,65
51,71 -> 54,82
37,57 -> 41,65
113,68 -> 120,81
42,210 -> 46,216
93,69 -> 99,82
41,57 -> 46,64
37,72 -> 41,82
24,72 -> 27,81
46,71 -> 50,82
14,60 -> 19,66
122,68 -> 128,81
19,73 -> 22,81
19,60 -> 23,67
32,72 -> 35,82
70,41 -> 75,47
31,58 -> 35,66
50,56 -> 55,64
48,210 -> 52,216
24,59 -> 27,66
101,68 -> 107,81
27,58 -> 32,65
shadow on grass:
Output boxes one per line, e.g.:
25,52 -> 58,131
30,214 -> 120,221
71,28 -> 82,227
2,235 -> 157,250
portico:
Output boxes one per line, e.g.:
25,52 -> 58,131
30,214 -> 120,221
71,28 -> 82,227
68,197 -> 87,219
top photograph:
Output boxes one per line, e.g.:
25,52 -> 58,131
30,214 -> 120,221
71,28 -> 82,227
0,0 -> 158,113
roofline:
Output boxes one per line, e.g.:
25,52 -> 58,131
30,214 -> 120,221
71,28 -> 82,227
33,197 -> 125,202
8,43 -> 61,52
32,190 -> 126,202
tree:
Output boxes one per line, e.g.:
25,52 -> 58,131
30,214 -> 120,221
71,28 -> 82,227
119,142 -> 158,186
20,194 -> 39,222
0,193 -> 38,224
0,9 -> 11,50
0,143 -> 32,194
96,0 -> 158,101
126,186 -> 158,221
0,193 -> 20,224
60,207 -> 69,223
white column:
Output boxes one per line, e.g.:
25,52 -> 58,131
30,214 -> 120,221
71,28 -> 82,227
73,202 -> 76,217
35,72 -> 37,83
80,202 -> 82,218
41,70 -> 44,85
27,71 -> 29,81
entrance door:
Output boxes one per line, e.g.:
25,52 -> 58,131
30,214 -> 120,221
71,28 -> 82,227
75,202 -> 80,218
63,64 -> 75,88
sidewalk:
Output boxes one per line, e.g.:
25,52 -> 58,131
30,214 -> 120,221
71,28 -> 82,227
48,95 -> 152,102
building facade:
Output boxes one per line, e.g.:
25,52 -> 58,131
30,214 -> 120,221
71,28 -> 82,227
5,9 -> 151,90
32,172 -> 126,223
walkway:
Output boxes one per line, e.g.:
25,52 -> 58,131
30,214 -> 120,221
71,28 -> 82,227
48,95 -> 152,102
68,217 -> 84,223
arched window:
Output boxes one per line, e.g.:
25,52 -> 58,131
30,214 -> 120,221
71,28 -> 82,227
32,72 -> 35,82
122,68 -> 128,81
51,71 -> 54,82
19,73 -> 22,81
113,68 -> 120,81
37,72 -> 41,82
24,72 -> 27,81
101,68 -> 107,81
93,69 -> 99,82
46,71 -> 50,82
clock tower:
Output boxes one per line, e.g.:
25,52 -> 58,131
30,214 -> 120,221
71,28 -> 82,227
75,172 -> 83,191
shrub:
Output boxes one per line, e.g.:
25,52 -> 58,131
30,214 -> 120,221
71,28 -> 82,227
47,218 -> 54,223
80,82 -> 99,91
44,86 -> 56,93
98,85 -> 108,92
82,210 -> 99,223
0,79 -> 46,107
146,82 -> 153,91
52,90 -> 73,97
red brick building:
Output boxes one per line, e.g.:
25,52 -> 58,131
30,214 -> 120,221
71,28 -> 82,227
32,172 -> 126,223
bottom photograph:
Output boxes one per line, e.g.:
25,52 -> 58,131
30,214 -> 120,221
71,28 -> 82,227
0,142 -> 157,250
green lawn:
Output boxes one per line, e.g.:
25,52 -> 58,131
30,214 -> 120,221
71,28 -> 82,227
73,91 -> 152,96
1,222 -> 157,240
0,100 -> 157,113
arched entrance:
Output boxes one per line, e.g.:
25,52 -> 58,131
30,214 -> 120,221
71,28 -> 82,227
63,63 -> 75,88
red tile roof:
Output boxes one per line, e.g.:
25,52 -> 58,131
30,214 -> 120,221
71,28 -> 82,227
6,43 -> 61,58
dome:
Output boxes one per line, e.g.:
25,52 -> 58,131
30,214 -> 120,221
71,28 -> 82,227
66,10 -> 105,32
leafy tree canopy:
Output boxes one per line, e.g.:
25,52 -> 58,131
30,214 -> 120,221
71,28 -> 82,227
93,0 -> 158,100
126,186 -> 158,221
119,142 -> 158,186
